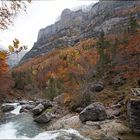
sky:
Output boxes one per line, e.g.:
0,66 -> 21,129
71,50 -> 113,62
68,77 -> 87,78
0,0 -> 97,50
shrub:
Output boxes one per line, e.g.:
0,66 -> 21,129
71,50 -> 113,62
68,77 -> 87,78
69,85 -> 92,111
12,71 -> 25,89
12,71 -> 35,90
44,77 -> 64,100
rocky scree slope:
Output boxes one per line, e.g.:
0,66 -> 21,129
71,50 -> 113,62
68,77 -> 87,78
21,0 -> 140,63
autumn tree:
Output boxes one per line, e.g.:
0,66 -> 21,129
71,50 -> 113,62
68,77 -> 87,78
96,30 -> 111,78
8,38 -> 28,54
0,0 -> 31,30
0,51 -> 8,75
0,0 -> 30,76
116,34 -> 140,78
0,0 -> 31,74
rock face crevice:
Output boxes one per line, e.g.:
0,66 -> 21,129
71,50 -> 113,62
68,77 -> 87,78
21,0 -> 140,63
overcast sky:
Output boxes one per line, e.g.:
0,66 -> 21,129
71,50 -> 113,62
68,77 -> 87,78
0,0 -> 97,50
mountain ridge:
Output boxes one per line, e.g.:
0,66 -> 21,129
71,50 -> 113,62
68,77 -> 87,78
21,0 -> 140,63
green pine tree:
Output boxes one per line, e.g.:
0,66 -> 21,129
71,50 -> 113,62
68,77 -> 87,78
129,15 -> 139,34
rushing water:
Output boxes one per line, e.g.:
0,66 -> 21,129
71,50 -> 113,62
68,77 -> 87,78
2,103 -> 21,115
0,103 -> 90,140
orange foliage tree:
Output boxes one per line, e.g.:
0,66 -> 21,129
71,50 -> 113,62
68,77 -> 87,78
0,1 -> 31,93
0,51 -> 8,76
12,39 -> 99,100
0,38 -> 28,75
112,33 -> 140,78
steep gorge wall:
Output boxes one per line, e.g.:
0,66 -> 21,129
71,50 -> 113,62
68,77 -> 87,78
21,0 -> 140,63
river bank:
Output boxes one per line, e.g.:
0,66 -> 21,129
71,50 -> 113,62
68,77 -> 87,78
1,98 -> 139,140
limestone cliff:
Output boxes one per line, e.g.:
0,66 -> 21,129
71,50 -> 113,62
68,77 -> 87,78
21,0 -> 140,63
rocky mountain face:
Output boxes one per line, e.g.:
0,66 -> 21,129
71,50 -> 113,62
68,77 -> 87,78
21,0 -> 140,63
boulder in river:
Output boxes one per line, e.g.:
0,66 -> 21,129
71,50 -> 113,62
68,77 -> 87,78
24,104 -> 35,110
1,105 -> 15,112
20,104 -> 35,113
32,104 -> 45,115
20,108 -> 29,113
19,100 -> 29,105
79,102 -> 107,123
34,112 -> 52,123
36,99 -> 52,108
29,101 -> 35,105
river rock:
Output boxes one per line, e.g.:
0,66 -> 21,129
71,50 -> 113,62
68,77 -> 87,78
34,129 -> 90,140
86,121 -> 101,130
20,108 -> 29,113
127,98 -> 140,133
32,104 -> 45,115
41,100 -> 53,108
48,114 -> 81,130
20,104 -> 35,113
79,102 -> 107,123
75,107 -> 84,113
24,104 -> 35,110
112,76 -> 124,88
34,112 -> 52,123
90,82 -> 104,92
1,105 -> 15,112
36,99 -> 52,107
101,136 -> 121,140
29,101 -> 35,105
95,84 -> 104,92
19,100 -> 29,105
106,108 -> 120,119
55,131 -> 89,140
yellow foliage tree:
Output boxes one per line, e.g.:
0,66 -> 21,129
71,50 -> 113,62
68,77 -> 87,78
8,38 -> 28,54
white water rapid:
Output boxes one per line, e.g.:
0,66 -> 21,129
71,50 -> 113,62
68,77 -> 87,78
0,103 -> 90,140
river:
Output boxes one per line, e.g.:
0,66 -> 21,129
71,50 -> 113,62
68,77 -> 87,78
0,103 -> 90,140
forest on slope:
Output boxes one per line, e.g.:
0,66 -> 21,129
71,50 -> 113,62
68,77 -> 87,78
0,0 -> 140,108
12,25 -> 140,107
